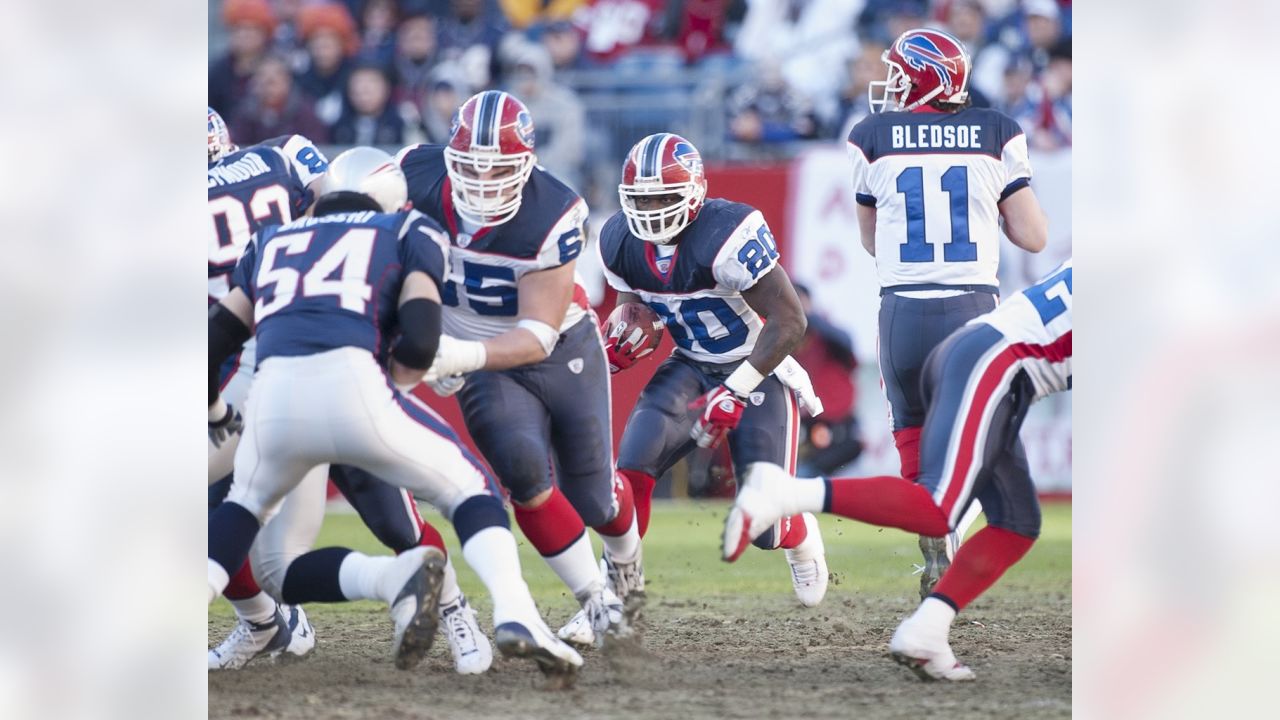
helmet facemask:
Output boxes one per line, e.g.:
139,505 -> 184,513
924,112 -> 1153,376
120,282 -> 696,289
619,180 -> 705,244
868,54 -> 912,113
443,146 -> 535,227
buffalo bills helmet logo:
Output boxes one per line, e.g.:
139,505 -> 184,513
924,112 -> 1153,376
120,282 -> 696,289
449,109 -> 461,138
900,34 -> 959,88
671,141 -> 702,176
515,110 -> 535,148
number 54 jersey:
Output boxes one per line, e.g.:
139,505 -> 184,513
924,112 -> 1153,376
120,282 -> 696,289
598,199 -> 781,364
847,107 -> 1031,288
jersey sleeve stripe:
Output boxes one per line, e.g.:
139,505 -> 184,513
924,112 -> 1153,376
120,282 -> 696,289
855,192 -> 877,207
998,177 -> 1031,202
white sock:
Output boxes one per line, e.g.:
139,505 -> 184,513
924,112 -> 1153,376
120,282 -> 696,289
208,559 -> 230,604
438,556 -> 462,607
913,596 -> 958,637
338,552 -> 396,603
462,527 -> 539,625
795,477 -> 828,514
230,592 -> 277,624
598,511 -> 641,564
543,532 -> 603,602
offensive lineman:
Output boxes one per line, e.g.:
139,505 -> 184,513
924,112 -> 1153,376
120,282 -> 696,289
598,133 -> 830,606
398,91 -> 635,647
207,113 -> 490,673
725,260 -> 1072,681
847,28 -> 1048,596
207,147 -> 582,675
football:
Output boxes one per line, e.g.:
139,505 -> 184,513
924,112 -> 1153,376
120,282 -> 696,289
605,301 -> 665,359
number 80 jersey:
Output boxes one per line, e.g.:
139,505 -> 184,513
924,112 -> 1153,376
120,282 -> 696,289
847,107 -> 1031,288
598,199 -> 779,364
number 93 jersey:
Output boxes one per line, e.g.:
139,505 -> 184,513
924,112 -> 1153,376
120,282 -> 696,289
847,107 -> 1031,288
230,209 -> 450,364
598,199 -> 780,364
208,135 -> 329,303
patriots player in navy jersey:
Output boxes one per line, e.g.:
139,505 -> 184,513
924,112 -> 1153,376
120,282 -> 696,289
726,260 -> 1071,681
398,91 -> 635,648
598,133 -> 830,607
846,29 -> 1048,598
206,147 -> 583,675
207,110 -> 494,673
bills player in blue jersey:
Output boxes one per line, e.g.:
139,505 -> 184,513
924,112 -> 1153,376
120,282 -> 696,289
725,260 -> 1071,681
206,147 -> 583,675
845,29 -> 1049,598
598,133 -> 830,607
207,114 -> 493,675
398,91 -> 635,648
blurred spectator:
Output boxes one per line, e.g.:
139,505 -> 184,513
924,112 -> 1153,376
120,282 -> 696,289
727,60 -> 819,145
209,0 -> 277,116
831,40 -> 886,139
1024,37 -> 1070,149
437,0 -> 511,90
391,13 -> 440,113
359,0 -> 401,68
971,0 -> 1063,103
419,76 -> 468,143
500,0 -> 585,29
939,0 -> 988,53
271,0 -> 310,68
734,0 -> 862,127
539,20 -> 589,73
331,63 -> 419,146
229,54 -> 330,145
572,0 -> 677,65
504,40 -> 586,190
296,2 -> 362,126
792,284 -> 864,477
672,0 -> 733,63
856,0 -> 927,44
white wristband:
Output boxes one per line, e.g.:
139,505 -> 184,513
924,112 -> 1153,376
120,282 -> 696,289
517,318 -> 561,356
435,335 -> 488,376
723,361 -> 766,398
209,397 -> 229,422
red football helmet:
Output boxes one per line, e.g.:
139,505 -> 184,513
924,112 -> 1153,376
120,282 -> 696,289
208,106 -> 236,163
869,28 -> 971,113
444,90 -> 537,226
618,133 -> 707,244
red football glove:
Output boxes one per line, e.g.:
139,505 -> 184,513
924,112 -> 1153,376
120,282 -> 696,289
605,320 -> 657,374
688,384 -> 747,449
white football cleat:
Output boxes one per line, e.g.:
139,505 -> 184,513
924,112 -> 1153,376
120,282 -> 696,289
602,549 -> 645,603
889,608 -> 975,682
282,604 -> 316,659
785,513 -> 829,607
439,593 -> 492,675
723,462 -> 801,562
556,607 -> 595,649
207,606 -> 292,671
387,547 -> 447,670
495,618 -> 584,676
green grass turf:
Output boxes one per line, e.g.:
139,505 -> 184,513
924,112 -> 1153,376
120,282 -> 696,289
211,499 -> 1070,622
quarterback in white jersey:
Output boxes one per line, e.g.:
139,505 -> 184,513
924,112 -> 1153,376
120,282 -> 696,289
726,259 -> 1072,681
845,28 -> 1048,598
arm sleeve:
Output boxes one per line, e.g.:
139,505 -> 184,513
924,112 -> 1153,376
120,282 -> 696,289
1000,131 -> 1033,200
535,197 -> 589,269
712,210 -> 778,292
846,140 -> 875,206
399,213 -> 449,286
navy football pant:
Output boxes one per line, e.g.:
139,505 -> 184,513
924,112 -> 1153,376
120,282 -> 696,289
457,316 -> 618,527
617,354 -> 801,549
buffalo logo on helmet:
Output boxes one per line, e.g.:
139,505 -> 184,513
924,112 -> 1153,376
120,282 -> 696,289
671,141 -> 702,176
899,34 -> 960,88
514,110 -> 535,148
448,109 -> 461,139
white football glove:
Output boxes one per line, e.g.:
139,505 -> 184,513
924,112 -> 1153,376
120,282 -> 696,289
427,374 -> 466,397
774,355 -> 824,418
425,334 -> 487,382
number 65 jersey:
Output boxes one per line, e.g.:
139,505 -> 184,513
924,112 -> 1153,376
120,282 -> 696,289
598,199 -> 780,364
847,107 -> 1031,289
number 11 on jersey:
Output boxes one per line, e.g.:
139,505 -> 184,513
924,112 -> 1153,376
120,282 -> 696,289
896,165 -> 976,263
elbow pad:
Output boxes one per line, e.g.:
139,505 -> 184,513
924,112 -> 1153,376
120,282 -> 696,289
209,304 -> 251,404
517,319 -> 560,357
393,298 -> 442,370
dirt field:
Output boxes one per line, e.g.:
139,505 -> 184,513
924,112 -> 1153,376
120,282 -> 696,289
209,502 -> 1071,719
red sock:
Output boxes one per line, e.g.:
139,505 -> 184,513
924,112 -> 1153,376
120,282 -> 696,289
513,487 -> 587,556
932,526 -> 1036,611
593,472 -> 636,537
776,514 -> 809,549
223,560 -> 261,600
826,475 -> 950,536
618,469 -> 656,537
893,427 -> 922,483
417,519 -> 447,556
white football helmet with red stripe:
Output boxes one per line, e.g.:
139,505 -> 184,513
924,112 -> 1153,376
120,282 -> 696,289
444,90 -> 537,227
321,147 -> 407,213
618,133 -> 707,244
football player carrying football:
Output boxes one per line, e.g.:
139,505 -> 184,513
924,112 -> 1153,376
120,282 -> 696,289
846,29 -> 1048,596
725,260 -> 1071,681
598,133 -> 829,607
398,91 -> 634,648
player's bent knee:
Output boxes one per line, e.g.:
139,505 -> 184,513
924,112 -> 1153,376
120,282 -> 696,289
561,485 -> 611,528
451,494 -> 511,546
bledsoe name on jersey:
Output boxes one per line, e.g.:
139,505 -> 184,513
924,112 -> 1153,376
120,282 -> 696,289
208,135 -> 328,302
973,259 -> 1072,400
847,107 -> 1031,289
599,199 -> 778,365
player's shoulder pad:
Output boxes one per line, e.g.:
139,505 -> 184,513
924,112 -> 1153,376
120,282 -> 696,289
846,112 -> 885,161
396,143 -> 446,172
965,106 -> 1025,150
526,165 -> 584,219
686,198 -> 758,266
597,211 -> 632,268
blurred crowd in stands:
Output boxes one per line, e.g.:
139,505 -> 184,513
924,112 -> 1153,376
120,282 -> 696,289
210,0 -> 1071,204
